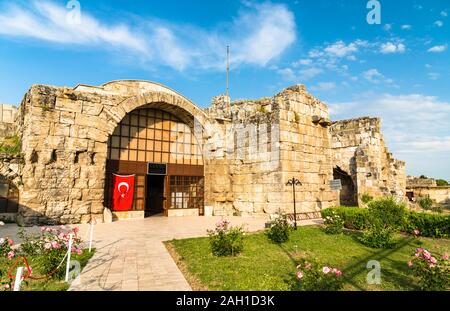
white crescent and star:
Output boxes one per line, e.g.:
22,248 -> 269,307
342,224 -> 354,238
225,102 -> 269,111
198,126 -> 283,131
117,182 -> 130,194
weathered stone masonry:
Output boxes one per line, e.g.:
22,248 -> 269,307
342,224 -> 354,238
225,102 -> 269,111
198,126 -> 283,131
0,80 -> 407,225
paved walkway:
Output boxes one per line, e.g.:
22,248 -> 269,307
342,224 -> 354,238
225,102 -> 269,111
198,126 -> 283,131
0,216 -> 323,291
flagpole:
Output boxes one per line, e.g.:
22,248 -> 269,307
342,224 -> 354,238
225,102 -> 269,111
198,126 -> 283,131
226,45 -> 230,98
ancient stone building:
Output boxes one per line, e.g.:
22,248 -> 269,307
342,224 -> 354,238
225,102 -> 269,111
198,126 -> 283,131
0,80 -> 407,225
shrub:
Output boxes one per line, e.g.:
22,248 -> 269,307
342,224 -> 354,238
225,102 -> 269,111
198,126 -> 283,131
359,197 -> 406,249
207,220 -> 245,257
418,196 -> 433,210
436,179 -> 449,186
0,135 -> 21,156
0,237 -> 15,259
17,226 -> 83,279
266,214 -> 292,243
295,258 -> 344,291
321,207 -> 369,230
408,248 -> 449,291
323,210 -> 344,234
361,193 -> 374,204
403,212 -> 450,238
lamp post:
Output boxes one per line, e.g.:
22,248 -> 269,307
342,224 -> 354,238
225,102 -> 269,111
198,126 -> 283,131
286,177 -> 302,230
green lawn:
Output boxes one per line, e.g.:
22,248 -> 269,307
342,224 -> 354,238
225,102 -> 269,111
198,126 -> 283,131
1,249 -> 95,291
166,226 -> 449,291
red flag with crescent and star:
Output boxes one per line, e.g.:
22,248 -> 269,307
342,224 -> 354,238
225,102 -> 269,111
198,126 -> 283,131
111,174 -> 135,211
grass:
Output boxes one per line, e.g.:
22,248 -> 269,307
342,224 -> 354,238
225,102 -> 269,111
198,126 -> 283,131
166,226 -> 449,291
0,135 -> 22,156
0,249 -> 95,291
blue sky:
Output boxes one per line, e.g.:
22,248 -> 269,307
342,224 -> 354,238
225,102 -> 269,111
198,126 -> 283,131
0,0 -> 449,179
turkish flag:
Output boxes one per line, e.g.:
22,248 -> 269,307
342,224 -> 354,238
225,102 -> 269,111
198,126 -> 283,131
111,174 -> 135,211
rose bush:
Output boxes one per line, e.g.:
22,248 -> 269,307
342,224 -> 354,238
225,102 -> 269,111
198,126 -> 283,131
266,214 -> 292,243
408,248 -> 449,291
207,220 -> 245,257
294,258 -> 344,291
17,226 -> 83,279
323,210 -> 344,234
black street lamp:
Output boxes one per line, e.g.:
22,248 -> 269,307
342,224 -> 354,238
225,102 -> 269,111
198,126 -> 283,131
286,177 -> 302,230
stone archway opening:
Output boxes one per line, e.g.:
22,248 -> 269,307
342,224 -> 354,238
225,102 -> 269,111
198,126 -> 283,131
333,166 -> 357,206
104,104 -> 205,220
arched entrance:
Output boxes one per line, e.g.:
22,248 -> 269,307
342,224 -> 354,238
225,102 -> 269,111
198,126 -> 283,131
333,166 -> 357,206
105,105 -> 205,217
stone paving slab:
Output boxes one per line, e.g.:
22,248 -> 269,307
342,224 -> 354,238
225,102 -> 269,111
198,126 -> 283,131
0,216 -> 323,291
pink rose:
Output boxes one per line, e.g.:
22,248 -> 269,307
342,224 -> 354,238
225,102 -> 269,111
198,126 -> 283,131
4,284 -> 10,289
51,241 -> 61,249
322,267 -> 331,274
44,242 -> 52,250
335,270 -> 343,277
430,257 -> 437,264
407,261 -> 413,268
40,227 -> 46,232
7,239 -> 13,246
46,227 -> 52,232
296,271 -> 304,279
442,253 -> 449,260
7,251 -> 14,259
429,263 -> 436,268
72,227 -> 79,234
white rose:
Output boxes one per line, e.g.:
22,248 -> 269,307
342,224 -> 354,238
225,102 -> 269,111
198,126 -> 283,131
0,238 -> 4,244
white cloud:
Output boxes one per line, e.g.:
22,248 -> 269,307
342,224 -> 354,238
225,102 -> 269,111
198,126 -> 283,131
380,42 -> 406,54
293,59 -> 312,67
427,45 -> 447,53
0,1 -> 296,71
441,11 -> 448,17
428,72 -> 440,80
323,40 -> 358,58
434,20 -> 444,27
383,24 -> 392,31
277,66 -> 322,82
329,93 -> 450,177
311,82 -> 336,91
401,24 -> 412,30
362,69 -> 393,85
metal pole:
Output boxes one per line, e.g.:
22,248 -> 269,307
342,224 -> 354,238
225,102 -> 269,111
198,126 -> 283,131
292,181 -> 297,230
88,221 -> 94,253
65,233 -> 73,282
226,45 -> 229,98
13,267 -> 24,291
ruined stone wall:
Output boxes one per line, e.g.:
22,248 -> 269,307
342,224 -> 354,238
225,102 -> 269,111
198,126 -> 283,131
409,186 -> 450,207
330,117 -> 406,205
0,104 -> 18,139
407,176 -> 437,188
205,85 -> 337,217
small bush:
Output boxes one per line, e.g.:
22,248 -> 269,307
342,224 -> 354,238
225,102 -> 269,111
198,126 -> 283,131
295,258 -> 344,291
408,248 -> 449,291
361,193 -> 374,204
0,237 -> 14,259
323,210 -> 344,234
436,179 -> 449,186
207,220 -> 245,257
359,197 -> 406,249
418,196 -> 433,210
266,214 -> 292,243
0,135 -> 21,156
360,227 -> 396,249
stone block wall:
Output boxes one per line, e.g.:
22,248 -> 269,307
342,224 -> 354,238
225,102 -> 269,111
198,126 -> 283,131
330,117 -> 406,205
205,85 -> 337,217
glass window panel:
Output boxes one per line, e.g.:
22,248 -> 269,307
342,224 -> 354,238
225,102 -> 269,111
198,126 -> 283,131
155,120 -> 162,129
161,153 -> 169,163
130,126 -> 139,139
121,125 -> 129,136
111,137 -> 120,148
131,115 -> 139,126
122,115 -> 130,125
154,130 -> 162,140
129,150 -> 137,161
147,141 -> 154,151
163,120 -> 170,130
129,138 -> 138,149
155,110 -> 162,118
154,141 -> 162,151
138,139 -> 146,150
110,148 -> 119,160
162,142 -> 170,152
154,152 -> 162,162
138,128 -> 146,139
120,149 -> 129,160
146,152 -> 153,162
147,129 -> 154,140
137,151 -> 146,162
139,116 -> 147,127
113,126 -> 120,136
162,131 -> 170,141
184,133 -> 191,143
120,137 -> 130,149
